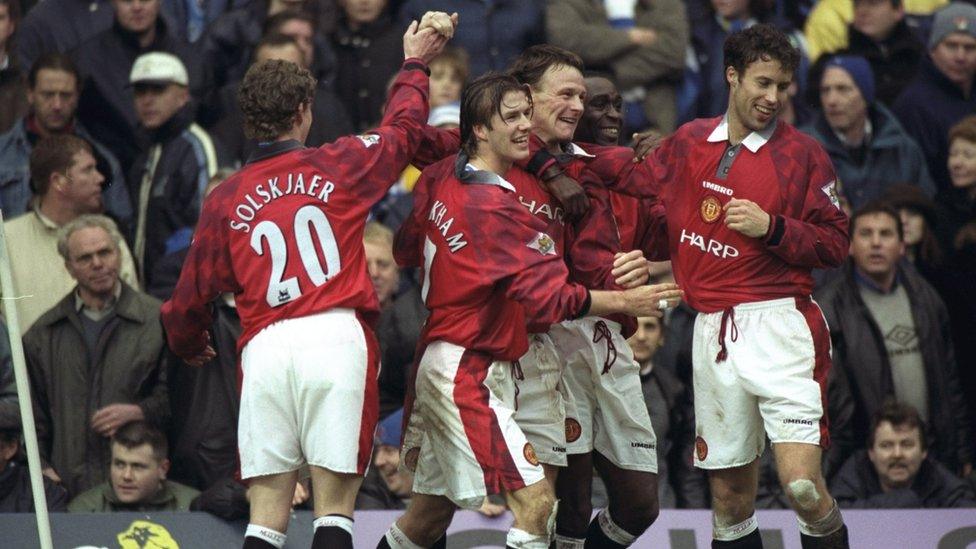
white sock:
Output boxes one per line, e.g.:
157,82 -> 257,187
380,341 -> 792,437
553,533 -> 585,548
313,514 -> 353,535
798,500 -> 845,537
507,527 -> 549,549
598,509 -> 637,545
244,524 -> 286,549
384,523 -> 424,549
712,513 -> 758,541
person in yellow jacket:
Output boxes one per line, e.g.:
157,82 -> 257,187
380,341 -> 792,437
806,0 -> 948,60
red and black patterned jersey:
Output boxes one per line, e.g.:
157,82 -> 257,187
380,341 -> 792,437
161,60 -> 431,358
396,154 -> 590,361
586,117 -> 849,313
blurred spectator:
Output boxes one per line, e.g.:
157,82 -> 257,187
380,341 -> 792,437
629,315 -> 707,509
837,0 -> 926,105
831,400 -> 976,508
161,0 -> 250,43
3,135 -> 139,332
14,0 -> 115,72
0,418 -> 69,512
804,0 -> 948,61
212,33 -> 353,165
23,214 -> 168,497
68,420 -> 198,511
368,222 -> 426,418
893,2 -> 976,194
355,409 -> 412,509
331,0 -> 403,131
0,53 -> 131,224
0,0 -> 26,134
689,0 -> 808,120
881,183 -> 946,284
126,52 -> 223,288
816,202 -> 972,478
399,0 -> 543,77
801,55 -> 934,210
546,0 -> 687,133
0,321 -> 16,429
428,46 -> 467,109
73,0 -> 206,175
939,114 -> 976,248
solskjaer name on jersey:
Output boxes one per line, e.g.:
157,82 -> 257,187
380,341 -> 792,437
229,171 -> 336,232
428,200 -> 468,252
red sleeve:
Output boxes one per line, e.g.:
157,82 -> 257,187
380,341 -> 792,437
468,188 -> 590,324
160,186 -> 241,358
763,144 -> 850,269
633,201 -> 670,261
306,59 -> 431,205
586,139 -> 677,200
412,126 -> 461,169
393,161 -> 442,268
565,169 -> 622,290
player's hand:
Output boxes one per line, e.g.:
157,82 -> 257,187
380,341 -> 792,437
723,198 -> 771,239
418,11 -> 458,39
403,13 -> 457,62
612,250 -> 650,289
631,130 -> 663,162
543,172 -> 589,222
91,403 -> 145,437
292,480 -> 310,507
185,344 -> 217,367
476,497 -> 506,518
622,283 -> 683,317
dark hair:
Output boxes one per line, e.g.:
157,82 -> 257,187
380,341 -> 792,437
706,0 -> 772,20
723,24 -> 800,81
255,33 -> 301,57
112,421 -> 168,462
29,134 -> 92,196
881,184 -> 943,267
850,200 -> 904,241
460,73 -> 530,157
507,44 -> 584,90
948,114 -> 976,147
0,0 -> 20,38
263,9 -> 316,36
239,59 -> 316,141
868,399 -> 926,450
28,52 -> 80,90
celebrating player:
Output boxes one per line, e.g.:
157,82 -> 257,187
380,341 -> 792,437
160,13 -> 456,549
379,73 -> 682,549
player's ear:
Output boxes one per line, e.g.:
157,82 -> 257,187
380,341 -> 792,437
472,123 -> 489,142
726,65 -> 738,89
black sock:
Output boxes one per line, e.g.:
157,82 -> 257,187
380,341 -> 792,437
712,528 -> 764,549
800,524 -> 849,549
376,536 -> 391,549
312,525 -> 352,549
584,515 -> 627,548
243,537 -> 278,549
430,534 -> 447,549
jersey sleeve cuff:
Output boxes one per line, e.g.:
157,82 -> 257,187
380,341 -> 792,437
574,289 -> 593,319
525,149 -> 559,179
764,214 -> 785,246
402,58 -> 430,75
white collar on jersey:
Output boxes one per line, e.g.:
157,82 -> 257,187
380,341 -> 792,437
707,115 -> 776,153
463,162 -> 516,192
563,142 -> 596,158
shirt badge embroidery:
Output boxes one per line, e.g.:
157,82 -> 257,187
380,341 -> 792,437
527,232 -> 557,256
356,134 -> 381,147
700,195 -> 722,223
821,180 -> 841,210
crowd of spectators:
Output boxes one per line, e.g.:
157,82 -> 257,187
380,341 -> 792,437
0,0 -> 974,520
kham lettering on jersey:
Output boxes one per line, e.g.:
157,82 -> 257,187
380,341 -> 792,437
679,229 -> 739,258
229,171 -> 336,233
518,195 -> 564,224
428,200 -> 468,252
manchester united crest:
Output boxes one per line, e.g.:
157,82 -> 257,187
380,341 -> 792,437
565,418 -> 582,443
523,442 -> 540,466
700,195 -> 722,223
527,232 -> 557,256
695,436 -> 708,461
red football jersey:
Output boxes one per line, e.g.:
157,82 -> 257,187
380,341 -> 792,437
396,155 -> 590,361
162,61 -> 431,357
587,117 -> 849,313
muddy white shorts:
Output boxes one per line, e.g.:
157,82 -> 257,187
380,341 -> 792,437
238,308 -> 379,479
548,317 -> 658,473
692,297 -> 831,470
400,341 -> 546,509
512,333 -> 572,466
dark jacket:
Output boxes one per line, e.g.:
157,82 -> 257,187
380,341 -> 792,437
67,479 -> 199,512
354,462 -> 406,510
0,57 -> 27,135
15,0 -> 115,71
376,284 -> 427,418
0,321 -> 17,429
128,104 -> 224,288
0,462 -> 68,512
73,17 -> 206,173
800,103 -> 934,211
330,11 -> 404,132
641,363 -> 708,508
893,55 -> 976,194
831,450 -> 976,508
400,0 -> 545,77
815,261 -> 972,477
23,282 -> 169,497
839,20 -> 924,107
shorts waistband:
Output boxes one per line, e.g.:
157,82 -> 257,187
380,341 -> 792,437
558,316 -> 622,333
706,296 -> 809,316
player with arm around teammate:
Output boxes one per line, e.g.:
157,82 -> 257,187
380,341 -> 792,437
160,13 -> 456,549
378,73 -> 683,549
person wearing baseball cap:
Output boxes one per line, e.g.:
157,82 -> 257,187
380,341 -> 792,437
128,51 -> 225,292
802,54 -> 935,211
893,2 -> 976,196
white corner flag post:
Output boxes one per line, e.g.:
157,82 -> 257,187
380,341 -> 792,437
0,210 -> 54,549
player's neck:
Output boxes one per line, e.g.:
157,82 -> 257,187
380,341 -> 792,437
726,113 -> 750,146
468,152 -> 511,177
